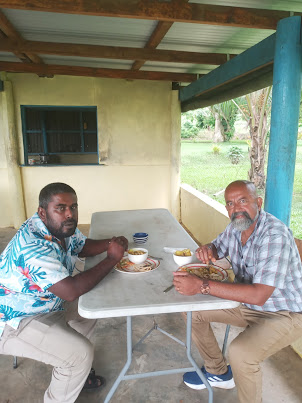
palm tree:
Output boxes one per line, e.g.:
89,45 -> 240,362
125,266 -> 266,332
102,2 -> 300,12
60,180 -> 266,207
233,87 -> 272,189
209,100 -> 238,143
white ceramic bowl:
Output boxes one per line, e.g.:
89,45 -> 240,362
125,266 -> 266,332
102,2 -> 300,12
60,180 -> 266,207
128,248 -> 148,264
173,251 -> 193,266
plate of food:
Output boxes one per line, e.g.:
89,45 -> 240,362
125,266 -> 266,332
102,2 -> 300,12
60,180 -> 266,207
178,263 -> 228,282
114,257 -> 160,274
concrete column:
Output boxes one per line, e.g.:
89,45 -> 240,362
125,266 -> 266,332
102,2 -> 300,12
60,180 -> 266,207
264,16 -> 302,225
2,80 -> 26,228
170,89 -> 181,220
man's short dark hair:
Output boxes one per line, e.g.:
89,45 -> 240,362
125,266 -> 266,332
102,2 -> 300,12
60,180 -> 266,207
39,183 -> 76,209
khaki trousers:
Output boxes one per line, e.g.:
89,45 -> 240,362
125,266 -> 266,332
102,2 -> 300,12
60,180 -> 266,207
184,305 -> 302,403
0,300 -> 97,403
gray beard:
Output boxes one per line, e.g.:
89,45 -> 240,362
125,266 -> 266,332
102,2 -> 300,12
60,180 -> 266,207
231,210 -> 259,231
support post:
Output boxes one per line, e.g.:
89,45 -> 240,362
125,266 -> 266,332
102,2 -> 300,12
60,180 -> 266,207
264,16 -> 302,225
2,80 -> 26,228
170,90 -> 181,220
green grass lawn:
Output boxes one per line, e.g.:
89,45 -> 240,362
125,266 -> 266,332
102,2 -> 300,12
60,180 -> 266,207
181,140 -> 302,238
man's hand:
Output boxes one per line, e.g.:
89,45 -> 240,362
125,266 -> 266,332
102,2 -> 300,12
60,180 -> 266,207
79,236 -> 129,257
113,236 -> 128,251
173,271 -> 202,296
195,243 -> 218,264
107,237 -> 127,262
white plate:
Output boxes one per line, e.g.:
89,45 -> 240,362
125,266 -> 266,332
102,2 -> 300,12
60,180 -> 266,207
114,257 -> 160,274
178,263 -> 228,282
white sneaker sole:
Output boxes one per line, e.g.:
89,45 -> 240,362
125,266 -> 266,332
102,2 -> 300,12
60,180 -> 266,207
184,378 -> 235,391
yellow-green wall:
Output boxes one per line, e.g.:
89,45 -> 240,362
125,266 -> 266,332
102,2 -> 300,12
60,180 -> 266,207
180,184 -> 230,245
0,74 -> 181,226
0,89 -> 14,227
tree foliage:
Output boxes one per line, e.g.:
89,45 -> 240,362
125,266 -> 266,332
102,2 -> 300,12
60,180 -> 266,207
181,87 -> 272,190
181,103 -> 236,141
181,109 -> 214,139
208,101 -> 238,142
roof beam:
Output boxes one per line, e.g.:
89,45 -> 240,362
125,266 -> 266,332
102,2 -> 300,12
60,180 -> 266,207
0,1 -> 296,29
131,21 -> 173,71
0,9 -> 43,64
0,61 -> 198,82
131,1 -> 189,71
180,33 -> 276,111
0,38 -> 234,65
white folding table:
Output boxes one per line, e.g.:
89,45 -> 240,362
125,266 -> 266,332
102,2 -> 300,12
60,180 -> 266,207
79,208 -> 239,402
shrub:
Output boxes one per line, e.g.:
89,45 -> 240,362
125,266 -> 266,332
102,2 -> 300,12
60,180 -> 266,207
228,146 -> 244,164
181,112 -> 200,139
181,121 -> 199,138
212,145 -> 221,155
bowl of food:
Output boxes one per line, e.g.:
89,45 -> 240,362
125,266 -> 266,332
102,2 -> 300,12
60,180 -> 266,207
133,232 -> 148,244
173,248 -> 193,266
128,248 -> 148,264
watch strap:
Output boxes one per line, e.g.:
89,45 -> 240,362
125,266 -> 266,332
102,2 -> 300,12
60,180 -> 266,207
200,278 -> 210,295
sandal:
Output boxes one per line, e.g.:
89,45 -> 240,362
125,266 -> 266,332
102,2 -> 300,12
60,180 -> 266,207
83,368 -> 106,391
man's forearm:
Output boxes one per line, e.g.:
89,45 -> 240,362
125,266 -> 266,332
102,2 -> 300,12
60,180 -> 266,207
173,272 -> 275,306
78,238 -> 111,257
207,281 -> 274,306
49,257 -> 118,301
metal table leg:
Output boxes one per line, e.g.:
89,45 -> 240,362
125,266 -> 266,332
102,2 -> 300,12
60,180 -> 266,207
104,312 -> 214,403
104,316 -> 133,403
185,311 -> 214,403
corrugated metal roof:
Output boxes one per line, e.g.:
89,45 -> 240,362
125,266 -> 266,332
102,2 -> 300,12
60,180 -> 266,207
0,52 -> 19,62
158,23 -> 274,54
142,61 -> 215,74
0,1 -> 300,81
41,55 -> 133,70
190,0 -> 302,12
2,9 -> 156,47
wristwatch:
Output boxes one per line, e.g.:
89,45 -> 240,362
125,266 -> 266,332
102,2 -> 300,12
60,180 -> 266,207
200,279 -> 210,295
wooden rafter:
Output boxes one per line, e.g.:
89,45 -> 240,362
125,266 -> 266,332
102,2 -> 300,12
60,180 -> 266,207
132,0 -> 190,71
0,10 -> 43,64
0,0 -> 297,30
132,21 -> 173,71
0,38 -> 234,65
0,61 -> 199,82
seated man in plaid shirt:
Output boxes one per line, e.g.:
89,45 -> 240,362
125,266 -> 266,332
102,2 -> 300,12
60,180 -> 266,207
173,180 -> 302,403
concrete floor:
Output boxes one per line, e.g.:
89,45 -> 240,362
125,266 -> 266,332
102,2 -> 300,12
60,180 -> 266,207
1,226 -> 302,403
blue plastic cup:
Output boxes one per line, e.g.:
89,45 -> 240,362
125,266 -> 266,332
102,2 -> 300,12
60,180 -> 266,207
133,232 -> 148,244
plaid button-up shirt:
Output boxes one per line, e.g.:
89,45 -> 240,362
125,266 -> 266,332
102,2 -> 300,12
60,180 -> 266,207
212,210 -> 302,312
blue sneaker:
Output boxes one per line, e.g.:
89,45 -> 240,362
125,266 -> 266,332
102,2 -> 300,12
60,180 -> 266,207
183,365 -> 235,390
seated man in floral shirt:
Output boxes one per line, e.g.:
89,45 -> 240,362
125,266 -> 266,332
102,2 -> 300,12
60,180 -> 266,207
0,182 -> 128,403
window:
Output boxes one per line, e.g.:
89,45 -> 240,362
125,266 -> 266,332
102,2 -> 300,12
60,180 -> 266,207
21,106 -> 98,165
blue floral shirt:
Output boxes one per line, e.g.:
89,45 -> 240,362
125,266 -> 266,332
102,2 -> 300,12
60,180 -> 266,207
0,213 -> 86,338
